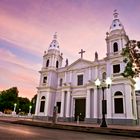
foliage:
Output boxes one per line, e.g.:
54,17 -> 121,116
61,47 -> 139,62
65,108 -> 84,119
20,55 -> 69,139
0,87 -> 37,114
17,97 -> 30,114
31,94 -> 37,114
0,87 -> 18,112
121,40 -> 140,78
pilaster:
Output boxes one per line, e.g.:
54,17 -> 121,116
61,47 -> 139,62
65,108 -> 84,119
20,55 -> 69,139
125,84 -> 133,119
107,88 -> 112,118
86,89 -> 90,118
66,91 -> 71,117
35,92 -> 40,115
44,93 -> 49,116
60,91 -> 65,117
93,88 -> 98,118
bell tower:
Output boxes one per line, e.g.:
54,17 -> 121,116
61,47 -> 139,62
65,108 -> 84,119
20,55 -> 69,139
43,33 -> 63,69
106,10 -> 129,58
40,32 -> 63,89
43,32 -> 63,69
35,33 -> 63,118
105,11 -> 137,124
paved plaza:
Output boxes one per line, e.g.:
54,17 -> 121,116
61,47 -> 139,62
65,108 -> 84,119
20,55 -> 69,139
0,121 -> 139,140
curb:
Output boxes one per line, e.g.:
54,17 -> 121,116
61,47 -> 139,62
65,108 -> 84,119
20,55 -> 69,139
9,120 -> 140,138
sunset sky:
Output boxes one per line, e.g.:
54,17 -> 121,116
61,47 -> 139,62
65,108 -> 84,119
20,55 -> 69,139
0,0 -> 140,99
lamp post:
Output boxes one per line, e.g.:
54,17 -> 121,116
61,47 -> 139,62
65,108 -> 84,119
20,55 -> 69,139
28,105 -> 32,115
14,103 -> 17,112
95,77 -> 112,127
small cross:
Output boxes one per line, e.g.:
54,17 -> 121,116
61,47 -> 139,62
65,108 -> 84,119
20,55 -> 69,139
113,9 -> 118,19
79,49 -> 85,59
53,32 -> 57,40
114,9 -> 117,13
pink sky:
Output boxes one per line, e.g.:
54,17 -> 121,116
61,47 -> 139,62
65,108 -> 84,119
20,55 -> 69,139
0,0 -> 140,99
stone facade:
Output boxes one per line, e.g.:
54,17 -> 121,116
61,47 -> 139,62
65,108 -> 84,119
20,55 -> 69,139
35,11 -> 138,125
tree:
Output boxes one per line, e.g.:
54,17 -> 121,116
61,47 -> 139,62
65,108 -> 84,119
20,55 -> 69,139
0,87 -> 18,112
121,40 -> 140,78
18,97 -> 30,114
0,87 -> 32,114
31,94 -> 37,114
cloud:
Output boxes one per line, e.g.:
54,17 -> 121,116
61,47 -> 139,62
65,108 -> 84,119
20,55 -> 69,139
0,48 -> 40,99
0,0 -> 140,100
0,13 -> 48,56
0,47 -> 41,70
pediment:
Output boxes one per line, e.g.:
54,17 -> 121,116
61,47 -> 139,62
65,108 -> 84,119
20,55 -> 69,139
67,59 -> 93,70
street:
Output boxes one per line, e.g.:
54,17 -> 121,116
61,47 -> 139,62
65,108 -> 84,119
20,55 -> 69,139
0,122 -> 139,140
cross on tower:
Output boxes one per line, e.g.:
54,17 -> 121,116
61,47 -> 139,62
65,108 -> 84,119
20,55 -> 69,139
53,32 -> 57,40
113,9 -> 118,19
79,49 -> 85,59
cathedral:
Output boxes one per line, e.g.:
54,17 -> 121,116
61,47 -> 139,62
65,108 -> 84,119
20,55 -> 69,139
35,11 -> 138,125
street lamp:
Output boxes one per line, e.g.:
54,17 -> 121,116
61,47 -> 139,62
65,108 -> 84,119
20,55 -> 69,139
14,103 -> 17,112
28,105 -> 32,116
95,77 -> 112,127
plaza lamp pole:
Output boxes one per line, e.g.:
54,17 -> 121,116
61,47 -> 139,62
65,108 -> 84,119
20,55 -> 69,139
14,103 -> 17,112
27,105 -> 32,116
29,105 -> 32,114
95,77 -> 112,127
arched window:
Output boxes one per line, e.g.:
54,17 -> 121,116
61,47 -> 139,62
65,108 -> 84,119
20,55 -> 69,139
113,42 -> 118,52
46,59 -> 49,67
114,91 -> 124,113
43,76 -> 47,83
102,72 -> 106,80
40,96 -> 45,112
59,78 -> 63,86
41,96 -> 45,99
56,61 -> 59,68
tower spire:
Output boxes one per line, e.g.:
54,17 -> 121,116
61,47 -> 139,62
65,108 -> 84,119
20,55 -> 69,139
113,9 -> 119,19
109,10 -> 125,33
48,32 -> 59,50
53,32 -> 57,40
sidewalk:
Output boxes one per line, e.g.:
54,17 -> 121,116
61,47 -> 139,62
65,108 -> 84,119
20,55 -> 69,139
0,116 -> 140,138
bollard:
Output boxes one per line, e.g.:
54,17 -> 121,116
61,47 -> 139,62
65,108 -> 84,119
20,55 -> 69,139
77,115 -> 79,124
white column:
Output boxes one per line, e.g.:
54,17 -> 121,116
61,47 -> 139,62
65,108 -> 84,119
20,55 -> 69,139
88,68 -> 91,81
66,91 -> 71,117
107,88 -> 112,118
35,93 -> 40,115
50,55 -> 54,67
69,71 -> 72,83
86,89 -> 90,118
53,56 -> 56,67
132,90 -> 137,119
48,73 -> 51,87
64,72 -> 67,83
106,61 -> 111,77
125,85 -> 133,119
60,92 -> 65,117
94,67 -> 98,79
71,97 -> 74,117
93,89 -> 98,118
45,93 -> 49,116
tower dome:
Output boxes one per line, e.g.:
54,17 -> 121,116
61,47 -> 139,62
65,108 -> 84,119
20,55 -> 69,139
48,32 -> 59,50
106,10 -> 129,58
109,10 -> 125,33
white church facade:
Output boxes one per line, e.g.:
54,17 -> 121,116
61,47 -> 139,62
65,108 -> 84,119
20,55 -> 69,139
35,11 -> 137,125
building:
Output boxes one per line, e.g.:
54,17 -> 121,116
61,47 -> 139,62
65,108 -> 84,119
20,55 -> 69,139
136,90 -> 140,124
35,11 -> 137,125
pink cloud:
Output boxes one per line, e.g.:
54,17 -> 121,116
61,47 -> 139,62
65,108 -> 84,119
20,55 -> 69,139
0,48 -> 39,99
0,64 -> 39,99
0,0 -> 140,99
